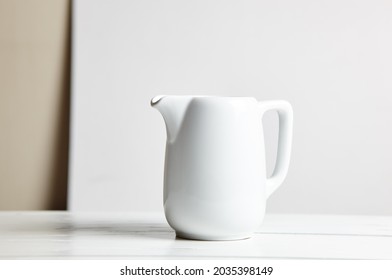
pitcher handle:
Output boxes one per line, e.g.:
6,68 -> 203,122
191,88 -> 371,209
258,100 -> 293,198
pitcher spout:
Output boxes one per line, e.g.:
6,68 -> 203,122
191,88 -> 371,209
151,95 -> 193,142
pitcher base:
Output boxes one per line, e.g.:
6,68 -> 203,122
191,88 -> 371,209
175,231 -> 252,241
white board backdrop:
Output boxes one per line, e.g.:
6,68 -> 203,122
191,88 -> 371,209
70,0 -> 392,214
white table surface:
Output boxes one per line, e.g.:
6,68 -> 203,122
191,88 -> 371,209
0,212 -> 391,259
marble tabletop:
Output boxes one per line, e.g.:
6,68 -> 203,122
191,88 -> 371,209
0,212 -> 391,259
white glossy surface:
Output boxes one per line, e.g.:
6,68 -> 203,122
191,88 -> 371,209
0,212 -> 391,259
152,96 -> 293,240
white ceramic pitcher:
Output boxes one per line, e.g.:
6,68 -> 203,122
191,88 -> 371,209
151,95 -> 293,240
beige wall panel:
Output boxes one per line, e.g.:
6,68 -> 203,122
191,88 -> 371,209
0,0 -> 70,210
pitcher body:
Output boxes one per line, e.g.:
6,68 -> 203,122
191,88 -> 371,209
152,96 -> 293,240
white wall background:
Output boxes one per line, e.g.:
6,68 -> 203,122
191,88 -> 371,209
70,0 -> 392,214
